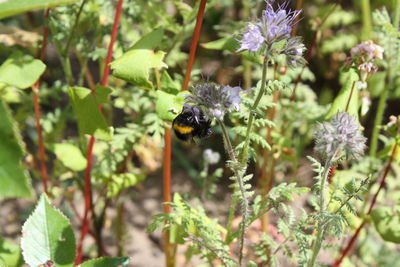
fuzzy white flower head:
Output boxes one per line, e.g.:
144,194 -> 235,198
314,112 -> 367,161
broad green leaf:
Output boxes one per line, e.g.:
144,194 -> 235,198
68,86 -> 113,141
0,0 -> 79,19
325,68 -> 359,120
110,49 -> 167,90
155,90 -> 185,121
53,143 -> 87,171
0,52 -> 45,89
371,207 -> 400,244
0,100 -> 32,199
107,173 -> 145,198
78,257 -> 130,267
0,237 -> 23,267
130,28 -> 164,50
21,194 -> 75,267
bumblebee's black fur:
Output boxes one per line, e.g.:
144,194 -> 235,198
172,104 -> 212,141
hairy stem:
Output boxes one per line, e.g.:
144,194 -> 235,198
307,156 -> 334,267
218,120 -> 248,266
241,56 -> 268,165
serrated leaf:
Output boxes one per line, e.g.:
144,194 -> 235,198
53,143 -> 87,171
107,173 -> 145,198
325,68 -> 359,120
0,0 -> 78,19
78,257 -> 130,267
21,194 -> 75,267
155,90 -> 185,121
0,237 -> 23,267
371,207 -> 400,244
0,52 -> 45,89
68,86 -> 113,140
110,49 -> 167,90
0,100 -> 32,199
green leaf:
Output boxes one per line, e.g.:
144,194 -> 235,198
0,0 -> 79,19
130,28 -> 164,50
161,71 -> 181,94
371,207 -> 400,244
110,49 -> 167,90
155,90 -> 185,122
78,257 -> 130,267
107,173 -> 145,198
0,52 -> 45,89
0,237 -> 23,267
0,100 -> 32,199
68,86 -> 113,140
53,143 -> 87,171
325,68 -> 359,120
202,36 -> 262,64
21,194 -> 76,267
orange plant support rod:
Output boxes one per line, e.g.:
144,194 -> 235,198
181,0 -> 208,91
75,0 -> 124,264
32,8 -> 51,195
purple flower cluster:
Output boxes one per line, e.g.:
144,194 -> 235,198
186,83 -> 241,120
314,112 -> 366,160
237,1 -> 304,67
347,40 -> 384,80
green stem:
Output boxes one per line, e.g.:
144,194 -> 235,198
360,0 -> 372,40
307,157 -> 334,267
240,56 -> 268,165
218,119 -> 248,266
370,0 -> 400,157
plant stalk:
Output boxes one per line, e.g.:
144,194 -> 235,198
218,120 -> 247,266
241,56 -> 268,165
307,156 -> 334,267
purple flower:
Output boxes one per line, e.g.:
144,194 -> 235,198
237,1 -> 302,53
260,2 -> 301,44
238,23 -> 265,52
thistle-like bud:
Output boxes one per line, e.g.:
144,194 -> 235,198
185,83 -> 241,120
314,112 -> 367,161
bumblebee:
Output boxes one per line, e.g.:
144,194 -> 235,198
172,104 -> 212,141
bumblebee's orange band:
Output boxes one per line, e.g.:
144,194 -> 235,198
173,124 -> 194,134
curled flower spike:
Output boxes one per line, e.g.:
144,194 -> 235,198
185,83 -> 242,120
314,112 -> 367,161
284,36 -> 306,67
